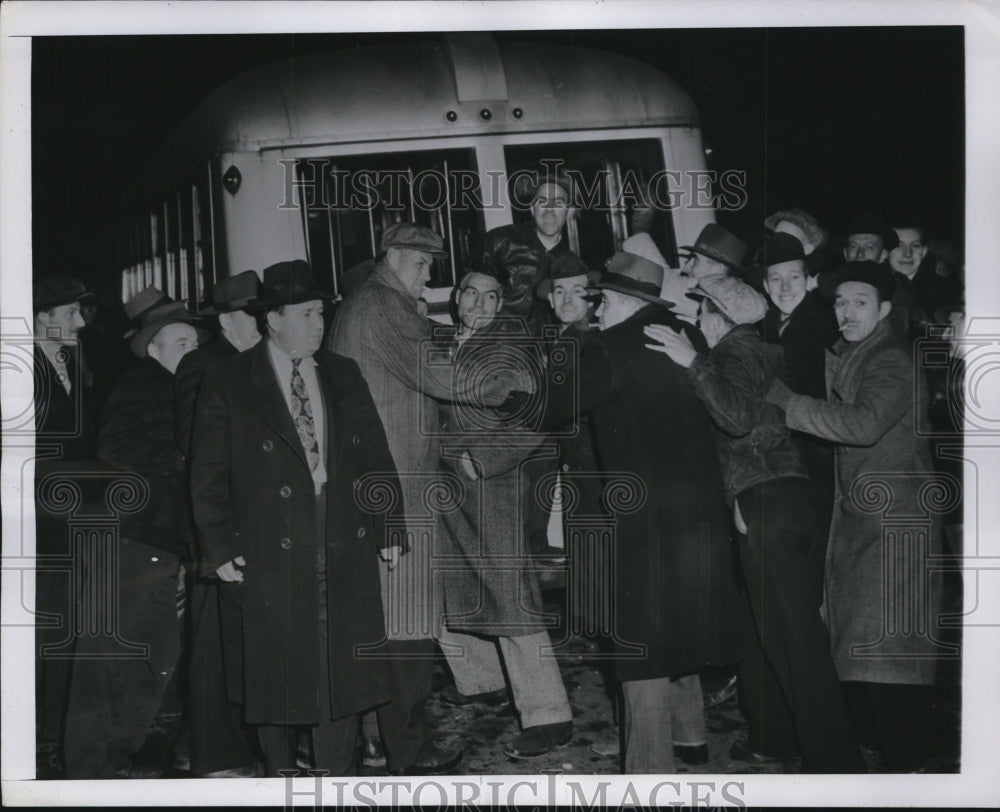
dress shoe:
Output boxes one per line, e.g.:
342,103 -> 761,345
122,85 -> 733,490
674,743 -> 709,765
202,763 -> 262,778
389,742 -> 463,775
728,738 -> 790,764
703,674 -> 739,708
114,762 -> 164,779
438,683 -> 509,708
362,736 -> 386,768
503,721 -> 573,759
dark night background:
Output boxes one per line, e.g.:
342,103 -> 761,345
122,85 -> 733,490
31,27 -> 964,295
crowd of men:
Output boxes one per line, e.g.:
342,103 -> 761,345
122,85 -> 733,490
32,168 -> 964,777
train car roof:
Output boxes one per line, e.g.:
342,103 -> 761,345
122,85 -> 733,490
135,35 -> 699,195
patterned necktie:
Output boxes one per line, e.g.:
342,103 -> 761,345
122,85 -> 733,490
290,358 -> 320,471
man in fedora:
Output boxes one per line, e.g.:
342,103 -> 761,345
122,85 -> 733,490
173,270 -> 262,778
521,252 -> 742,772
63,288 -> 201,778
678,223 -> 748,284
330,222 -> 529,774
189,260 -> 401,776
482,167 -> 576,327
32,275 -> 99,745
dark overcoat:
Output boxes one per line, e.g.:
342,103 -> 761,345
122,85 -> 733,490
542,305 -> 742,681
189,340 -> 398,724
783,319 -> 944,685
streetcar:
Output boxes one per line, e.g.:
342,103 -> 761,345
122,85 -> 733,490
117,33 -> 717,318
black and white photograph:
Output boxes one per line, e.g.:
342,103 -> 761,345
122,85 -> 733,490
2,0 -> 999,806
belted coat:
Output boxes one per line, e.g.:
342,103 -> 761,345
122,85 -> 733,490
329,263 -> 526,641
189,340 -> 398,724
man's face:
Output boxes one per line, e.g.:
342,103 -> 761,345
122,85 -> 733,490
387,247 -> 434,300
888,227 -> 928,277
548,274 -> 591,326
530,182 -> 571,239
219,309 -> 262,351
456,272 -> 503,332
764,259 -> 811,316
595,289 -> 639,331
834,281 -> 891,343
680,252 -> 727,285
844,233 -> 887,263
268,299 -> 325,358
36,301 -> 85,346
148,322 -> 199,374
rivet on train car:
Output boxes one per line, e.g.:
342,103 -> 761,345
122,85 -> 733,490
445,110 -> 458,122
479,108 -> 492,121
512,107 -> 524,119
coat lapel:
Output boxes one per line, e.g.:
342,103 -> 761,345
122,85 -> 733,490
314,355 -> 345,474
242,341 -> 310,472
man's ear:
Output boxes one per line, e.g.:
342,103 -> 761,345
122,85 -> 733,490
878,300 -> 892,320
878,249 -> 888,264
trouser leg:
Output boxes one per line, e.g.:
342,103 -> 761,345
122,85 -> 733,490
438,626 -> 506,695
257,725 -> 299,776
373,639 -> 435,772
853,681 -> 937,772
188,577 -> 253,775
738,480 -> 864,772
312,580 -> 359,776
670,674 -> 707,745
498,632 -> 572,728
622,676 -> 674,774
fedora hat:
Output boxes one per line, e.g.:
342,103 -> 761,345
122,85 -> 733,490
199,270 -> 260,315
747,231 -> 808,289
590,252 -> 674,308
839,212 -> 900,252
34,275 -> 95,313
818,261 -> 897,303
123,290 -> 200,359
678,224 -> 747,272
534,251 -> 600,299
259,260 -> 332,307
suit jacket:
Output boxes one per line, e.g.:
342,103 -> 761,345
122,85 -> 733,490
189,339 -> 399,724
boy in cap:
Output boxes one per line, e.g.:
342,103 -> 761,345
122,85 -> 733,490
63,289 -> 200,778
645,276 -> 866,772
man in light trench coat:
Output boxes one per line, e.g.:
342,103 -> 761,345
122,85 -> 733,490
329,223 -> 529,774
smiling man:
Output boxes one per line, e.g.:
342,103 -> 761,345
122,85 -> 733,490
766,261 -> 946,772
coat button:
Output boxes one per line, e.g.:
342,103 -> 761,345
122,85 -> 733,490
280,486 -> 292,498
262,440 -> 274,452
561,463 -> 570,472
280,537 -> 292,550
352,434 -> 361,446
357,526 -> 366,538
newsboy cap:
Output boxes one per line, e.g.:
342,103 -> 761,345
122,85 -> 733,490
379,223 -> 447,257
259,260 -> 332,307
34,275 -> 94,313
688,275 -> 768,325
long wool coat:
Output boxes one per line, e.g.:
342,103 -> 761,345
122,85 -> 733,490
783,318 -> 944,685
541,304 -> 742,681
329,263 -> 526,641
189,340 -> 398,724
436,320 -> 553,637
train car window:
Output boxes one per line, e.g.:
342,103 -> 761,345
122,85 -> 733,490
296,148 -> 483,296
503,139 -> 678,269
